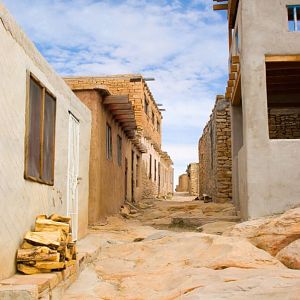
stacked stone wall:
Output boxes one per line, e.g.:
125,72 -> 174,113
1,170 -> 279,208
176,174 -> 189,192
268,108 -> 300,139
198,95 -> 232,203
187,163 -> 199,196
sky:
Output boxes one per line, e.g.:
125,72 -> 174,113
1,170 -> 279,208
2,0 -> 228,185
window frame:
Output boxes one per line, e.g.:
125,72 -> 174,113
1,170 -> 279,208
106,123 -> 113,160
287,5 -> 300,32
24,71 -> 57,186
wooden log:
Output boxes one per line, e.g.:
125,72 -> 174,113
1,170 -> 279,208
24,231 -> 62,248
34,261 -> 65,270
35,219 -> 70,234
49,214 -> 71,223
20,241 -> 35,249
17,247 -> 60,262
17,264 -> 40,275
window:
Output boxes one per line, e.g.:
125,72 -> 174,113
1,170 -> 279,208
149,155 -> 152,179
117,135 -> 122,166
152,112 -> 155,125
25,74 -> 56,185
144,95 -> 149,115
106,123 -> 112,160
154,159 -> 157,181
288,5 -> 300,31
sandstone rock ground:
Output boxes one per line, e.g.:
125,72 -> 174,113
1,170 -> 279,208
62,194 -> 300,299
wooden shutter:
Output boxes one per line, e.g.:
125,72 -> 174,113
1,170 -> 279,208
27,77 -> 42,179
41,92 -> 56,183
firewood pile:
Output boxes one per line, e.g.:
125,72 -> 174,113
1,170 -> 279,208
16,214 -> 77,275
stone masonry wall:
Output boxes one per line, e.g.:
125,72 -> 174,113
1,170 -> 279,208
268,108 -> 300,139
176,174 -> 189,192
187,163 -> 199,196
198,95 -> 232,203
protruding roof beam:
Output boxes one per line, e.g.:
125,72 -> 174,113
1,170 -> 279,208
103,95 -> 129,104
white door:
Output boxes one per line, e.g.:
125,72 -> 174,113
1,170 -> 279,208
67,113 -> 80,241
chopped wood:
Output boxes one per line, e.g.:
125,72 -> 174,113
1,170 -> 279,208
49,214 -> 71,223
17,247 -> 60,262
34,261 -> 65,270
24,231 -> 62,248
35,219 -> 70,234
20,241 -> 35,249
17,264 -> 40,275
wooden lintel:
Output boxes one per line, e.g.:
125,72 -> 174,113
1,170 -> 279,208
265,55 -> 300,63
213,4 -> 228,10
103,95 -> 129,104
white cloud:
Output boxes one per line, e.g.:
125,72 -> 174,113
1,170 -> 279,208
2,0 -> 228,179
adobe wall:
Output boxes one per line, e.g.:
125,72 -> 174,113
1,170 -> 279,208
0,4 -> 91,280
198,95 -> 232,203
176,174 -> 189,192
71,90 -> 142,223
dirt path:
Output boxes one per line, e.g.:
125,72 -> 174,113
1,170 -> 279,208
62,194 -> 300,299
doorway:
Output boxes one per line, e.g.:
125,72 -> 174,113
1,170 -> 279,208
67,112 -> 80,241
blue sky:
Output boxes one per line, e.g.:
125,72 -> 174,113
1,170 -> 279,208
2,0 -> 228,184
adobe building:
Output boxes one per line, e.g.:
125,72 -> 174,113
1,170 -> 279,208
65,75 -> 174,200
0,4 -> 91,280
64,78 -> 144,224
187,163 -> 199,196
214,0 -> 300,219
175,174 -> 189,192
198,95 -> 232,203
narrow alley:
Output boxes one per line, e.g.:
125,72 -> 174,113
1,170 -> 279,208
62,194 -> 300,299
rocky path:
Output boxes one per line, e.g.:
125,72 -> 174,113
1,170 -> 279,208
63,195 -> 300,299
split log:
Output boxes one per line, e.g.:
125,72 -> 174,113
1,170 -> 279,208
17,247 -> 60,262
17,264 -> 40,275
35,219 -> 70,234
34,261 -> 65,270
49,214 -> 71,223
20,241 -> 35,249
24,231 -> 62,248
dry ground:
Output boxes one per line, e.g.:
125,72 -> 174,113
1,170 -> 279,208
62,194 -> 300,300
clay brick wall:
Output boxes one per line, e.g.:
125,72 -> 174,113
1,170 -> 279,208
268,108 -> 300,139
198,95 -> 232,203
187,163 -> 199,196
176,174 -> 189,192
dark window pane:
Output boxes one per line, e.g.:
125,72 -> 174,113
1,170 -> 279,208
27,78 -> 42,178
42,92 -> 56,182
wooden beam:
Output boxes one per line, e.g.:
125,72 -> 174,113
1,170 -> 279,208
265,55 -> 300,62
213,3 -> 228,10
103,95 -> 129,105
231,64 -> 239,72
228,80 -> 235,87
229,73 -> 236,80
231,55 -> 240,64
232,72 -> 241,106
107,103 -> 132,110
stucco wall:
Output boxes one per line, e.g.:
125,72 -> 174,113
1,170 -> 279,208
0,4 -> 91,280
235,0 -> 300,218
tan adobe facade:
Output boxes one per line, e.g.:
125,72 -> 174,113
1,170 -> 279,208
175,174 -> 189,192
187,163 -> 199,196
0,4 -> 91,280
65,76 -> 174,199
198,95 -> 232,203
214,0 -> 300,219
64,79 -> 144,224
